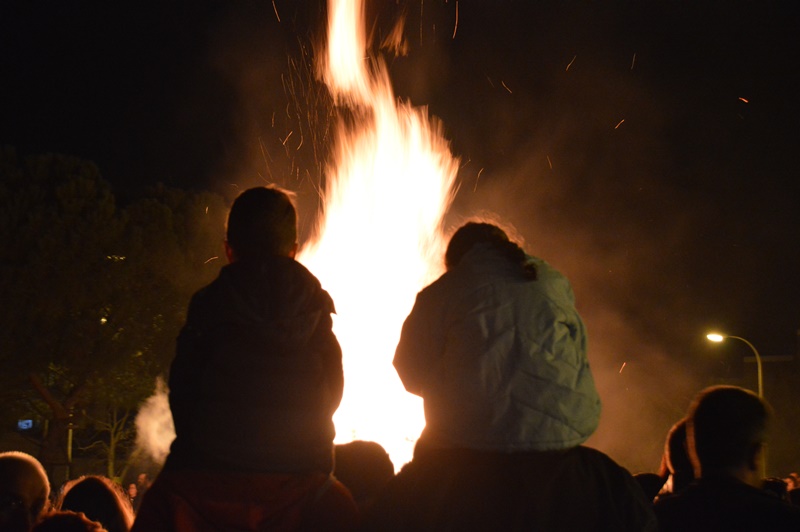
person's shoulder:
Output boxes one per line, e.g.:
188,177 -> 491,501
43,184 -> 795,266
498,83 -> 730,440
181,271 -> 224,322
656,477 -> 800,530
653,486 -> 691,512
525,256 -> 575,292
567,447 -> 648,496
571,445 -> 627,470
653,488 -> 697,532
412,270 -> 451,301
738,481 -> 800,520
226,256 -> 325,292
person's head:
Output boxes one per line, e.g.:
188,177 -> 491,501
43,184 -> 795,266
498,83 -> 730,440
334,441 -> 395,511
126,484 -> 136,499
445,221 -> 536,278
0,451 -> 50,531
57,475 -> 133,532
762,477 -> 789,500
135,474 -> 148,489
225,186 -> 298,262
663,418 -> 694,492
687,385 -> 769,484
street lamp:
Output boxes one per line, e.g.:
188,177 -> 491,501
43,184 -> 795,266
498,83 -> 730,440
706,333 -> 763,398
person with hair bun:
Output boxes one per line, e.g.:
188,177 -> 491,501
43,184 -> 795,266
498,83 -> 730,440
364,220 -> 655,530
396,221 -> 599,454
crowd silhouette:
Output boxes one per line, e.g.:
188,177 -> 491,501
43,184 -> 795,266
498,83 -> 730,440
4,187 -> 800,531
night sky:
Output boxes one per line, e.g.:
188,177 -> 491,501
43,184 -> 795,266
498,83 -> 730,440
2,1 -> 799,473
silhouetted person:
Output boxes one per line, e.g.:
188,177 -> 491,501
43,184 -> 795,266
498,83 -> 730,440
785,473 -> 800,506
133,186 -> 357,531
133,474 -> 149,507
57,475 -> 133,532
134,474 -> 149,494
0,451 -> 50,532
333,441 -> 394,512
656,417 -> 694,498
124,484 -> 138,514
655,385 -> 800,531
364,221 -> 656,531
762,477 -> 790,501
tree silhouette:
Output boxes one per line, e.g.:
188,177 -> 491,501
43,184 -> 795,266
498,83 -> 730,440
0,148 -> 226,480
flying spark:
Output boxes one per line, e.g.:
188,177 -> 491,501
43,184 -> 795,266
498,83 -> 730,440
614,119 -> 625,129
272,0 -> 281,22
474,167 -> 484,192
452,1 -> 459,39
619,362 -> 627,374
566,55 -> 577,71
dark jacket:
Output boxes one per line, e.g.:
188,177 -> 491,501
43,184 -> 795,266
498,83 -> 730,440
165,256 -> 343,474
655,475 -> 800,531
362,446 -> 657,531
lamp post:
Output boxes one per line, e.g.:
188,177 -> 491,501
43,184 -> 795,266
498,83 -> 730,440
706,333 -> 763,398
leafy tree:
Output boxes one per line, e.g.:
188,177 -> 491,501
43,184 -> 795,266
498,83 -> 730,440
81,183 -> 227,478
1,148 -> 122,472
0,148 -> 226,479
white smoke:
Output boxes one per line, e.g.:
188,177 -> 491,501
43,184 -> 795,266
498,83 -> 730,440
134,378 -> 176,466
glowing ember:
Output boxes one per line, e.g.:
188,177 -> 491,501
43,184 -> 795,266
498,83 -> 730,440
298,0 -> 458,470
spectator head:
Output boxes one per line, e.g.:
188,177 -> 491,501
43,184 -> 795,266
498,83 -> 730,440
445,222 -> 535,278
0,451 -> 50,531
31,510 -> 107,532
135,474 -> 149,490
225,186 -> 298,262
663,418 -> 694,493
334,441 -> 395,511
687,385 -> 769,484
58,475 -> 133,532
762,477 -> 789,501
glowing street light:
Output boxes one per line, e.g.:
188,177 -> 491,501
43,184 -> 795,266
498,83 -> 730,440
706,333 -> 763,398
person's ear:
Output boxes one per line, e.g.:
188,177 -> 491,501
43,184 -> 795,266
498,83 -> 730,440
289,242 -> 298,259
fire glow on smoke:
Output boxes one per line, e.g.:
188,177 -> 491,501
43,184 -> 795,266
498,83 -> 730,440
298,0 -> 458,470
134,0 -> 458,472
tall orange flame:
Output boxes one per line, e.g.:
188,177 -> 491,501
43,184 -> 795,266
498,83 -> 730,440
298,0 -> 458,470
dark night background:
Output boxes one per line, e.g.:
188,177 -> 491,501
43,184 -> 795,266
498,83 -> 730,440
2,1 -> 799,474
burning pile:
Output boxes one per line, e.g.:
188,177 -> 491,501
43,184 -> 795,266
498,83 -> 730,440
298,0 -> 459,469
